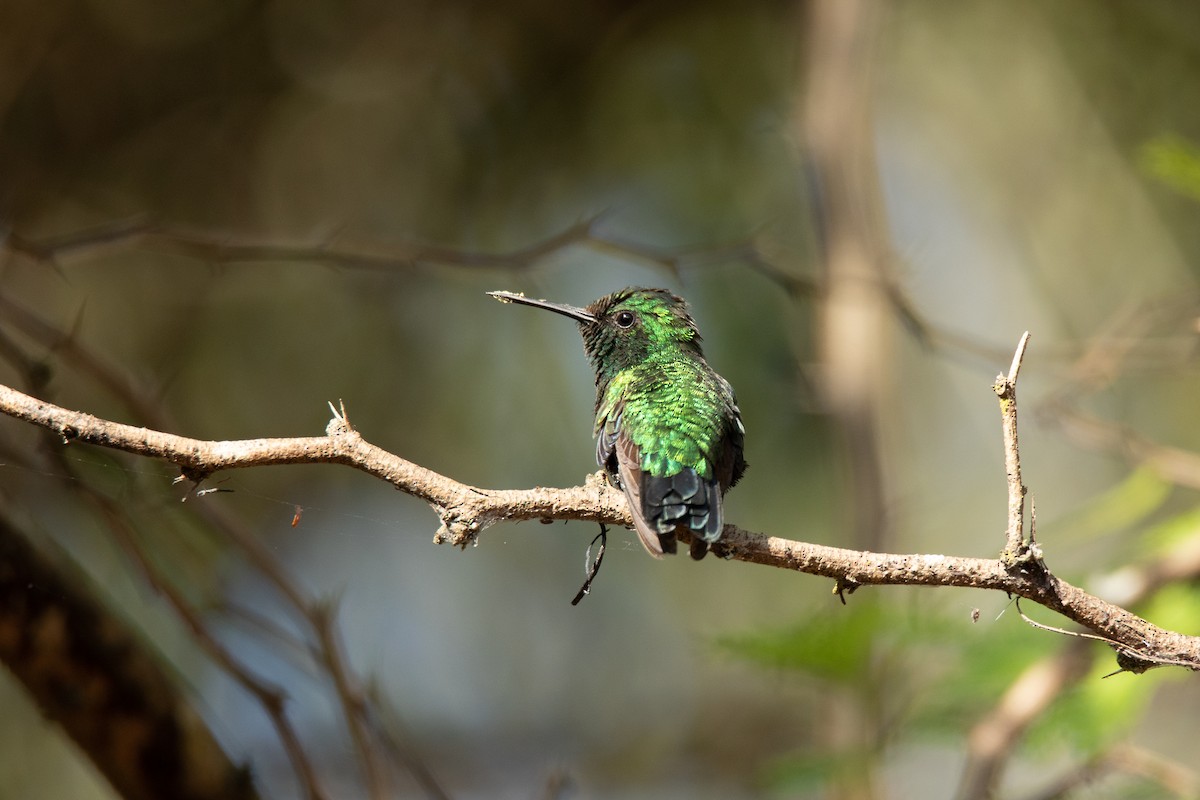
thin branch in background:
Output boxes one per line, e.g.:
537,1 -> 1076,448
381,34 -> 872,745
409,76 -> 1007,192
217,602 -> 321,672
364,685 -> 456,800
1048,407 -> 1200,492
308,599 -> 389,800
60,460 -> 330,800
219,597 -> 444,796
1038,298 -> 1200,490
0,290 -> 172,426
4,215 -> 761,281
0,217 -> 1040,375
14,217 -> 1198,389
1017,742 -> 1200,800
955,640 -> 1095,800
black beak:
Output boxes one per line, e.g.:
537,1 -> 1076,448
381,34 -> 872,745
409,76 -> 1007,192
488,291 -> 595,324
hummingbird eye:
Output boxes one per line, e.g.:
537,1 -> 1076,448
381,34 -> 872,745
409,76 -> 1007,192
614,310 -> 636,328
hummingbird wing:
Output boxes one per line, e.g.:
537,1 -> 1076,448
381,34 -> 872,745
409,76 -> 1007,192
616,435 -> 678,558
596,409 -> 673,558
717,374 -> 748,490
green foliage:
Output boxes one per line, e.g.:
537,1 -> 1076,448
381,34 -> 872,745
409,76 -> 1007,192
715,599 -> 885,684
757,750 -> 873,796
1025,657 -> 1163,755
717,596 -> 1046,713
1052,467 -> 1172,545
717,595 -> 1056,792
1140,134 -> 1200,202
1143,503 -> 1200,556
716,590 -> 1182,790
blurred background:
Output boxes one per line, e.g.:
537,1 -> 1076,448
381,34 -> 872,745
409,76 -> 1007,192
2,1 -> 1200,798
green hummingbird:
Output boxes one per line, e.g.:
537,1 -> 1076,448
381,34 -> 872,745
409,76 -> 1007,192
490,287 -> 747,560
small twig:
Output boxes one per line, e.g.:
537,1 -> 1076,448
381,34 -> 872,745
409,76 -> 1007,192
832,576 -> 860,605
571,524 -> 608,605
1013,598 -> 1123,651
1008,331 -> 1031,385
995,332 -> 1032,566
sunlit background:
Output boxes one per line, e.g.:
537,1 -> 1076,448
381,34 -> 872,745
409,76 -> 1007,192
2,1 -> 1200,798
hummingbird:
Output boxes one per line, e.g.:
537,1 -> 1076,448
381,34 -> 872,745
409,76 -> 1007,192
490,287 -> 746,560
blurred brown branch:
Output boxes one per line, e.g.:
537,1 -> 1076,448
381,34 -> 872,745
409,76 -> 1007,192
4,215 -> 792,289
804,0 -> 892,557
0,347 -> 1196,675
14,216 -> 1176,381
0,515 -> 259,800
1017,742 -> 1199,800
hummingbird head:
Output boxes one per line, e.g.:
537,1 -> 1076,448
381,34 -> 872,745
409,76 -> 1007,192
489,287 -> 703,379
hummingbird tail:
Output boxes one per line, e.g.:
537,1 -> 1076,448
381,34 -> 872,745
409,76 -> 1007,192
643,469 -> 723,558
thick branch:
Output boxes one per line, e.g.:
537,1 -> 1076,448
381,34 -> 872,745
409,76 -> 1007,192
0,383 -> 1196,672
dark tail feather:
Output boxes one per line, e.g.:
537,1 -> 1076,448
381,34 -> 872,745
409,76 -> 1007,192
643,469 -> 724,558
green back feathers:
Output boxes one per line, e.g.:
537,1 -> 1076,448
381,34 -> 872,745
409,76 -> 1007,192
598,359 -> 732,478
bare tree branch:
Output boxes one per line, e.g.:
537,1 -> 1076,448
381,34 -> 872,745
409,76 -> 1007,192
0,358 -> 1196,673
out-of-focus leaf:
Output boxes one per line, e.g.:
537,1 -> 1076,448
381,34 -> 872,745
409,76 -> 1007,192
903,611 -> 1047,736
758,750 -> 872,796
1051,467 -> 1172,545
1026,656 -> 1167,754
1140,134 -> 1200,202
1141,504 -> 1200,556
715,600 -> 884,684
